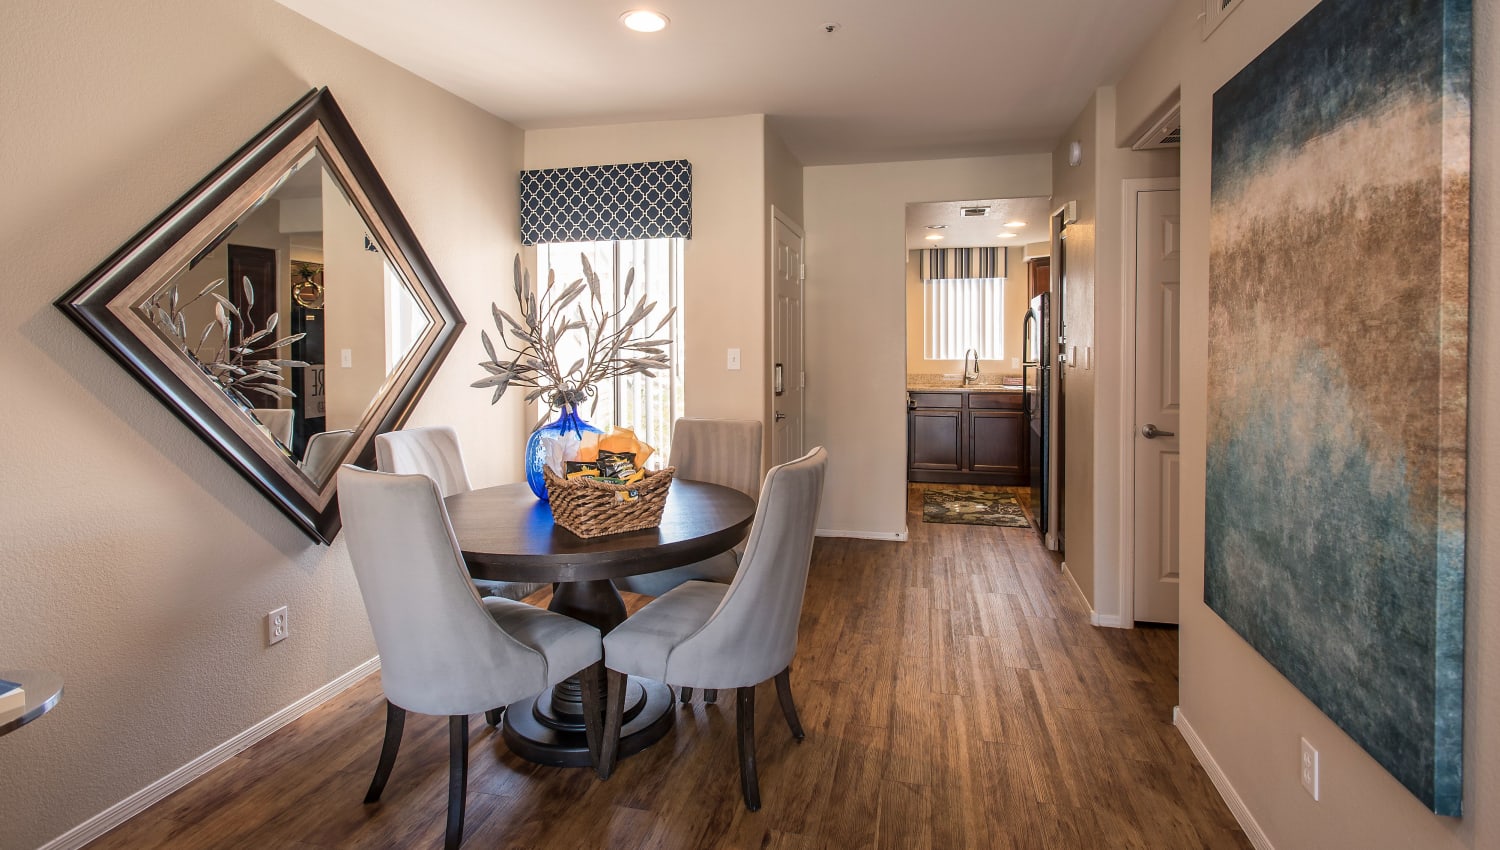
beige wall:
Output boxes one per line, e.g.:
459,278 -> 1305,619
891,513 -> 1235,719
1051,96 -> 1100,603
904,246 -> 1029,375
524,116 -> 770,436
1054,88 -> 1180,616
1115,0 -> 1498,847
321,168 -> 389,431
803,155 -> 1051,536
0,1 -> 527,847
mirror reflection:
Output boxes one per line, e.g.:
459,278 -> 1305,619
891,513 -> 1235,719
137,148 -> 432,485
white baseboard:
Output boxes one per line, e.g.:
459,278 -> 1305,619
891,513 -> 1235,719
1173,706 -> 1274,850
816,527 -> 908,541
41,656 -> 382,850
1061,561 -> 1128,628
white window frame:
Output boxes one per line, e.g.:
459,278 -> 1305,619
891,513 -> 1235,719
535,238 -> 685,458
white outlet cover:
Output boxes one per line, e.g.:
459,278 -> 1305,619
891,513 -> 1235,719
268,606 -> 289,645
1300,737 -> 1319,801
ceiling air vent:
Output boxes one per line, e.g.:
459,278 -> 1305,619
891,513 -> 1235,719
1131,102 -> 1181,150
959,207 -> 990,217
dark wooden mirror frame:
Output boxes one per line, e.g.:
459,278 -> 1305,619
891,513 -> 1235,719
55,88 -> 465,544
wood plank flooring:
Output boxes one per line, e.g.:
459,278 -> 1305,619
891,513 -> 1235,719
87,485 -> 1249,849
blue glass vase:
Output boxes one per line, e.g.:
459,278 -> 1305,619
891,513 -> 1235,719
525,405 -> 602,501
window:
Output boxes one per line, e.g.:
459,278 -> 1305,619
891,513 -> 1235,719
923,277 -> 1006,360
536,239 -> 685,458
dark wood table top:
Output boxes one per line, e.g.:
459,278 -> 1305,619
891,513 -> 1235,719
445,480 -> 756,584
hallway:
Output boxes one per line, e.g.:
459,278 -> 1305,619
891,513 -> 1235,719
86,487 -> 1248,849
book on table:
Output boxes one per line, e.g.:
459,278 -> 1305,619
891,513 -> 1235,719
0,679 -> 25,715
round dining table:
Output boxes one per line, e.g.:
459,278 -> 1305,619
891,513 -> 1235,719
444,479 -> 756,768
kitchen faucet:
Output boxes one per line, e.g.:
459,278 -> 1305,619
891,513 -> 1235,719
962,348 -> 980,386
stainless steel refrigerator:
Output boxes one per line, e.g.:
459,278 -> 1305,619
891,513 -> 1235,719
1022,293 -> 1053,539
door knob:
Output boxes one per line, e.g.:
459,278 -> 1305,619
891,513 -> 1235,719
774,412 -> 787,422
1140,423 -> 1176,439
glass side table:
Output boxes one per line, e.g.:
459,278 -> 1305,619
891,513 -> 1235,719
0,670 -> 63,737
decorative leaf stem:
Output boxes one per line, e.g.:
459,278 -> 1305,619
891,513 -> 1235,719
473,253 -> 674,428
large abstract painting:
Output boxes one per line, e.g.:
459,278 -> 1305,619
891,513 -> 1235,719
1206,0 -> 1470,816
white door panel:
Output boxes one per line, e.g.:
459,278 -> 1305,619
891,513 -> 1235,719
1133,189 -> 1181,624
772,213 -> 804,466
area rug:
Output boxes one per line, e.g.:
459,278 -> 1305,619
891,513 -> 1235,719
921,489 -> 1030,527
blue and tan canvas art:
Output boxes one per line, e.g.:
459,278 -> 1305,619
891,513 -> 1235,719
1206,0 -> 1470,816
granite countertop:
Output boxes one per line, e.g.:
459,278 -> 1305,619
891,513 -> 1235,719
907,373 -> 1025,393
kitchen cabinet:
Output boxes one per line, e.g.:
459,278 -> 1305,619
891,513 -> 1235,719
1027,257 -> 1050,299
908,390 -> 1028,485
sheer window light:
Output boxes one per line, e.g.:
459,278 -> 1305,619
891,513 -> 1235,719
536,239 -> 685,458
923,277 -> 1006,360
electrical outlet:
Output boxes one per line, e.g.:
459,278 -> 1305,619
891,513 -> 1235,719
268,606 -> 289,645
1300,737 -> 1319,800
727,348 -> 741,370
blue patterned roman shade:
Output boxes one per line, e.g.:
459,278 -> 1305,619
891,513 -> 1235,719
919,247 -> 1006,279
520,160 -> 693,245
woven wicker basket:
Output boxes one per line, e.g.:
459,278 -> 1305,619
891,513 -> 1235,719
543,465 -> 675,538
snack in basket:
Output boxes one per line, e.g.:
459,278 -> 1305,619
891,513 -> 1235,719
539,425 -> 674,536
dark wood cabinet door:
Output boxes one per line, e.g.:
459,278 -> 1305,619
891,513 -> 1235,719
910,409 -> 964,470
1027,257 -> 1051,299
969,410 -> 1026,475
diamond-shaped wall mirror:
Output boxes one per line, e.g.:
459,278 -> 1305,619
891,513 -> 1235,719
57,88 -> 464,543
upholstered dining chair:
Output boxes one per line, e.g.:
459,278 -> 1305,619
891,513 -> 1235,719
613,418 -> 763,599
337,466 -> 607,850
597,446 -> 827,810
376,426 -> 547,604
301,428 -> 354,481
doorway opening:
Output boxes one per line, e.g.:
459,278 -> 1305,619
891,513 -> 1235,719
902,197 -> 1056,537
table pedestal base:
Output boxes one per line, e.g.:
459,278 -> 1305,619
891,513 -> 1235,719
501,677 -> 674,767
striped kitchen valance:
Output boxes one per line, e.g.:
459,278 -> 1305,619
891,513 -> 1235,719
520,159 -> 692,245
919,247 -> 1006,280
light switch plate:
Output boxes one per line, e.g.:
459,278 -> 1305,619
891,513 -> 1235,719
727,348 -> 741,370
340,348 -> 353,368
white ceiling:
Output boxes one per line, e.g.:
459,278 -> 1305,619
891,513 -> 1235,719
905,196 -> 1052,250
275,0 -> 1177,166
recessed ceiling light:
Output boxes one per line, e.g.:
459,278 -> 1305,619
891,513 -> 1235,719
925,234 -> 944,241
925,224 -> 948,230
996,233 -> 1017,238
1004,221 -> 1027,228
620,9 -> 669,32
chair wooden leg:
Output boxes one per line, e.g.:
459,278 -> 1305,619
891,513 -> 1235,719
737,685 -> 761,812
679,686 -> 695,703
446,715 -> 469,850
774,666 -> 805,741
484,707 -> 504,727
599,669 -> 628,779
577,661 -> 607,776
704,688 -> 718,704
364,700 -> 405,803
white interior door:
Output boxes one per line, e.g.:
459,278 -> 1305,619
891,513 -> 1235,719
771,212 -> 804,466
1133,189 -> 1181,624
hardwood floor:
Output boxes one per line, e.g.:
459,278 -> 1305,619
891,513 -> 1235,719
87,485 -> 1249,849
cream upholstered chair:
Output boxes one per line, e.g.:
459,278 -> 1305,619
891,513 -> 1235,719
301,428 -> 354,481
251,407 -> 293,446
598,447 -> 827,809
338,466 -> 607,850
613,418 -> 762,599
376,426 -> 547,603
